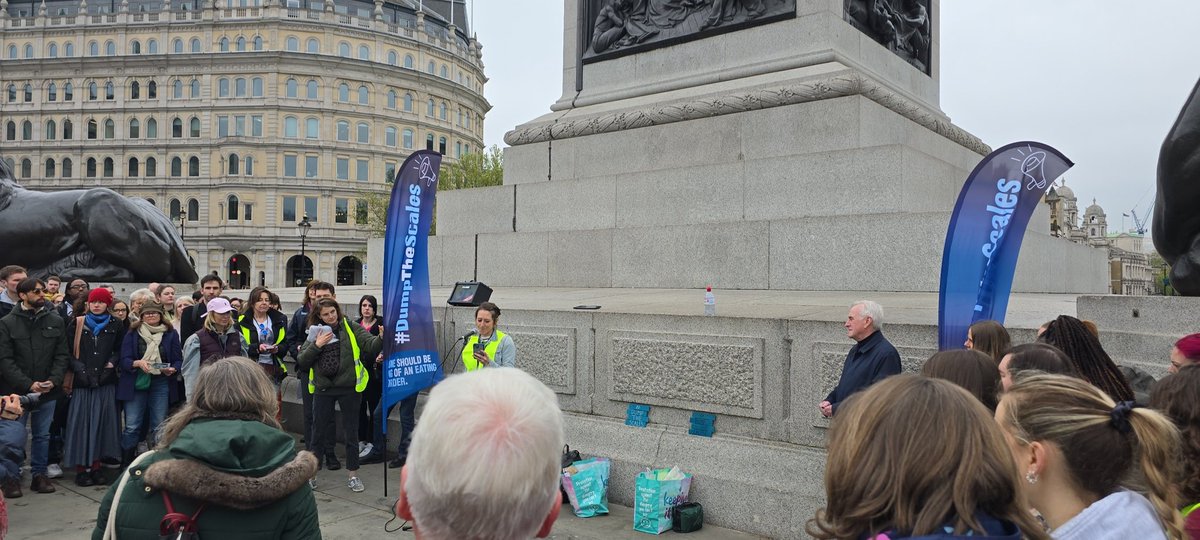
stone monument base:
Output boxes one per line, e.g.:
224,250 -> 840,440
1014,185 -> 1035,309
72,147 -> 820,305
275,285 -> 1184,538
431,61 -> 1109,293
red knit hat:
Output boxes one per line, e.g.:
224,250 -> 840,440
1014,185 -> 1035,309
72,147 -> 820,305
1176,333 -> 1200,360
87,287 -> 114,306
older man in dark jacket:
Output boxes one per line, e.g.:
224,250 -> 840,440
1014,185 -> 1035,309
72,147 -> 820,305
0,277 -> 71,493
819,300 -> 901,417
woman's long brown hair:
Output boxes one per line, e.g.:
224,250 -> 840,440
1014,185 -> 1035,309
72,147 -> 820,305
807,374 -> 1047,539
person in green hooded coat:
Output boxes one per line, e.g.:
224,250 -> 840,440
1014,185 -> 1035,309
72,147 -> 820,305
92,356 -> 321,539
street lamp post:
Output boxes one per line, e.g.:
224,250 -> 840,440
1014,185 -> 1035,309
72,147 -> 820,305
298,215 -> 312,285
173,213 -> 195,269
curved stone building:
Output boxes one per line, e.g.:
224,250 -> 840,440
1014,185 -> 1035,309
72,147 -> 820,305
0,0 -> 487,288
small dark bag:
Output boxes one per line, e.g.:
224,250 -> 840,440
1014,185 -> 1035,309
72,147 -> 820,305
672,502 -> 704,533
560,444 -> 582,500
316,343 -> 342,378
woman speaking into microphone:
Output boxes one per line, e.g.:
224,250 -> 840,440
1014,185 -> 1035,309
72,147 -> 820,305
462,302 -> 516,370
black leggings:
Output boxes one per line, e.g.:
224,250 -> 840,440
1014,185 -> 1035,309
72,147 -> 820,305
312,392 -> 361,471
357,379 -> 381,442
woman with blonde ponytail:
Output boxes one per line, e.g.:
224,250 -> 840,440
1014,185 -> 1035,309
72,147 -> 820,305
996,373 -> 1184,539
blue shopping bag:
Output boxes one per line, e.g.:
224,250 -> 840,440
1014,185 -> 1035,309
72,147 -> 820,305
562,457 -> 610,518
633,468 -> 692,534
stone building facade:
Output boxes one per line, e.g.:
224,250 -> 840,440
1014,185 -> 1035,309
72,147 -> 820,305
1044,182 -> 1153,295
0,0 -> 487,288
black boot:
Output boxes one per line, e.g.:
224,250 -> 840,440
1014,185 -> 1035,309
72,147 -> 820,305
121,448 -> 135,469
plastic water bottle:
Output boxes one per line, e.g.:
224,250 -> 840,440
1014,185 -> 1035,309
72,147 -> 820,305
704,286 -> 716,316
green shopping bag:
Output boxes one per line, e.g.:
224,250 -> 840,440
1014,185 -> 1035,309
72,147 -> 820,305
562,457 -> 610,518
633,468 -> 692,534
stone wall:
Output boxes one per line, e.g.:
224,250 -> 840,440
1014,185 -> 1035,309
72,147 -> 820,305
277,295 -> 1190,538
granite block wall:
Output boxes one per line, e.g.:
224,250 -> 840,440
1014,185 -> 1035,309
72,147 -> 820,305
278,297 -> 1182,538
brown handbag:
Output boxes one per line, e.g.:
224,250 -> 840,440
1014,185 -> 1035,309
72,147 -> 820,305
62,317 -> 82,394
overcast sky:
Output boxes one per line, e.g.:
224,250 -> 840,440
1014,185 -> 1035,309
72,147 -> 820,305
471,1 -> 1200,236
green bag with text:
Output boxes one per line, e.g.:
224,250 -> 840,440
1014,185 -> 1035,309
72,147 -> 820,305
633,468 -> 692,535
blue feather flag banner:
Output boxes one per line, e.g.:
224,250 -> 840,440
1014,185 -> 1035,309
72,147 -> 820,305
937,142 -> 1073,350
380,150 -> 442,432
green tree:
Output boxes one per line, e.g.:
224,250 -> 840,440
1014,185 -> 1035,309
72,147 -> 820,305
361,145 -> 504,237
439,145 -> 504,190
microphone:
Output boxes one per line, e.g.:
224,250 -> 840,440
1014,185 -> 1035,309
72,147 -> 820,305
461,329 -> 477,341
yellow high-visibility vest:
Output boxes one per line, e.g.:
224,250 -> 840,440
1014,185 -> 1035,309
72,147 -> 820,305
308,318 -> 367,393
239,314 -> 288,373
461,330 -> 507,371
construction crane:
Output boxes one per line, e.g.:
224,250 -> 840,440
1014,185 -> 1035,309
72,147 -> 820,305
1129,208 -> 1148,235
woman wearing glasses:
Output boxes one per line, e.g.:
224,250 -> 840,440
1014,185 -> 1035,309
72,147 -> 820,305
238,287 -> 289,418
109,301 -> 129,323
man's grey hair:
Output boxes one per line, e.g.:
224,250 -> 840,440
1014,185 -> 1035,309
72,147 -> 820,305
852,300 -> 884,331
405,368 -> 564,540
128,288 -> 154,313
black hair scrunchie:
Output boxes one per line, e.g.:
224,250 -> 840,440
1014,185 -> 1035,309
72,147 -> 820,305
1109,400 -> 1139,434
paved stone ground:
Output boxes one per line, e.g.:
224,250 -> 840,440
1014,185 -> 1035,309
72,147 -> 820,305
5,462 -> 762,539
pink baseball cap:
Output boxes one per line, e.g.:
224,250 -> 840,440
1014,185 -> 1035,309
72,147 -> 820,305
207,297 -> 235,314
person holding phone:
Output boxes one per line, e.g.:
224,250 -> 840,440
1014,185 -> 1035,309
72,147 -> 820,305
118,301 -> 182,466
0,276 -> 70,494
461,302 -> 516,371
238,287 -> 289,381
239,288 -> 289,421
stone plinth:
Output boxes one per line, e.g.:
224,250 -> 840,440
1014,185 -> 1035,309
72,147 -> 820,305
431,6 -> 1109,293
274,286 -> 1156,538
1076,295 -> 1200,379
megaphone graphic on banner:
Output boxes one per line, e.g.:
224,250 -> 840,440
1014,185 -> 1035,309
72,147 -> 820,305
1019,149 -> 1048,190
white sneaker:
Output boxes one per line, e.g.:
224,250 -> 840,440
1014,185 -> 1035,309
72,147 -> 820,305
358,443 -> 374,459
357,441 -> 366,453
347,476 -> 364,493
46,464 -> 63,479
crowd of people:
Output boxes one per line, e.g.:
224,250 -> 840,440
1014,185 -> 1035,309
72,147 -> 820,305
3,265 -> 1199,539
817,300 -> 1200,539
0,264 -> 521,511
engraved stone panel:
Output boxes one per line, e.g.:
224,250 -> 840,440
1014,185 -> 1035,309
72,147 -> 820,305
508,326 -> 577,395
608,331 -> 763,418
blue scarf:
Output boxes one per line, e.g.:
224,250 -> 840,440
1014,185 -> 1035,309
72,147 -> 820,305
85,312 -> 111,335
